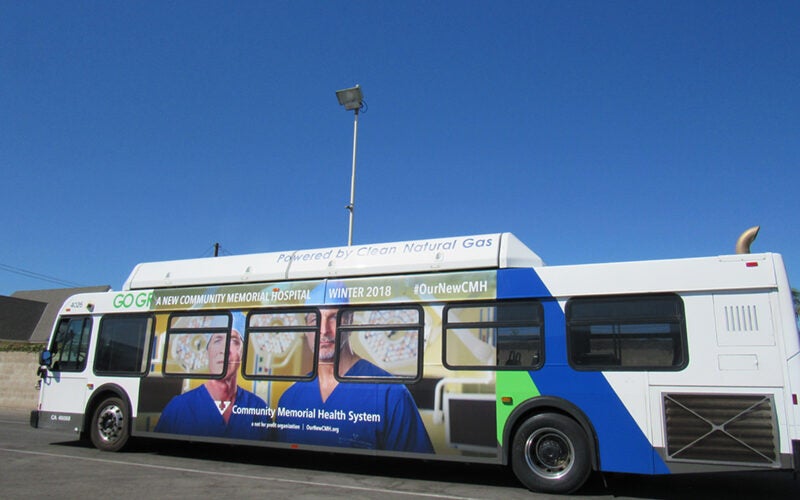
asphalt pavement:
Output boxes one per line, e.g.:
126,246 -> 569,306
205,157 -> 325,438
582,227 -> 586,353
2,409 -> 798,499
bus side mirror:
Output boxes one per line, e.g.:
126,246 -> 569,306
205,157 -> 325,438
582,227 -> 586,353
39,350 -> 52,367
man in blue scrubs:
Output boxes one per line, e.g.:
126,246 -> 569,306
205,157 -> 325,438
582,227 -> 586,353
276,307 -> 433,453
155,316 -> 269,440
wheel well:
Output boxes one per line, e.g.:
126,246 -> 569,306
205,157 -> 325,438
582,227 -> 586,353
82,384 -> 132,437
503,397 -> 600,470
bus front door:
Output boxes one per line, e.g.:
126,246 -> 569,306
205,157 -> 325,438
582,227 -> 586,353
35,316 -> 93,433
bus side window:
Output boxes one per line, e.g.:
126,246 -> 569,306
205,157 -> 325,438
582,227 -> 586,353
94,315 -> 154,375
443,300 -> 544,371
337,305 -> 425,382
50,317 -> 92,372
566,293 -> 687,371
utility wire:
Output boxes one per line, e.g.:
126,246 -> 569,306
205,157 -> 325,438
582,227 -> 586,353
217,246 -> 234,257
0,263 -> 85,288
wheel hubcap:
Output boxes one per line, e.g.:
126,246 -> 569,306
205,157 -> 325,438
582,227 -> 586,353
524,427 -> 574,479
97,405 -> 123,443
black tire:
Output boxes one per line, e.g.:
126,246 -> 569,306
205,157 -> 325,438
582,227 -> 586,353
89,396 -> 130,452
511,413 -> 592,494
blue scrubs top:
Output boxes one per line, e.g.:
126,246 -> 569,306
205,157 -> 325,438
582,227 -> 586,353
155,384 -> 269,440
276,360 -> 433,453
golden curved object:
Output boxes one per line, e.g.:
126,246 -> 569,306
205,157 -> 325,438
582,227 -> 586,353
735,226 -> 760,254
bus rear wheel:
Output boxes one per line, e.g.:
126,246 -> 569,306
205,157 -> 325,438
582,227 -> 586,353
511,413 -> 591,494
90,396 -> 130,452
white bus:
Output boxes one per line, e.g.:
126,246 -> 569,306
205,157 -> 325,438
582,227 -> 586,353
31,232 -> 800,494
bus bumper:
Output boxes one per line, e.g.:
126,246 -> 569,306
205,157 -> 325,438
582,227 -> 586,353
30,410 -> 39,429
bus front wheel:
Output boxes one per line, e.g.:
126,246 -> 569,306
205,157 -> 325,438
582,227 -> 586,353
511,413 -> 592,494
89,396 -> 130,452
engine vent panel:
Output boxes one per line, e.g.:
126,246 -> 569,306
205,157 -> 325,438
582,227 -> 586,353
664,393 -> 779,467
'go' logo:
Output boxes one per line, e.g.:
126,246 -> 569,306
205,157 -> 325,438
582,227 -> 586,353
113,292 -> 153,309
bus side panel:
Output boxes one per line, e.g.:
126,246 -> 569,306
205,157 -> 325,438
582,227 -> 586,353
501,265 -> 798,475
646,291 -> 793,470
497,268 -> 669,475
35,371 -> 87,433
773,255 -> 800,456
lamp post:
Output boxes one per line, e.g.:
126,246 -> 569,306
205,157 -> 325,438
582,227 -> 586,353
336,84 -> 364,246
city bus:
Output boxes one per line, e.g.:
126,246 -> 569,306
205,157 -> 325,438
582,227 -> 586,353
31,232 -> 800,494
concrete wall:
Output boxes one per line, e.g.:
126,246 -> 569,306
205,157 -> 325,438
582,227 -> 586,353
0,352 -> 39,411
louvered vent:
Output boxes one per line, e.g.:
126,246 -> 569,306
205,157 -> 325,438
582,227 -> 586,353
722,305 -> 760,333
664,393 -> 778,466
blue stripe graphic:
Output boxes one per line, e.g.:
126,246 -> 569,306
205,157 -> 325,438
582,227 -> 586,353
498,268 -> 670,474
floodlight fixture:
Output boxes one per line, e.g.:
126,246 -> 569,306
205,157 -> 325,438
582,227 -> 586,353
336,85 -> 363,112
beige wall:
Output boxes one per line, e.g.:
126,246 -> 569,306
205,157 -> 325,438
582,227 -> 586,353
0,352 -> 39,411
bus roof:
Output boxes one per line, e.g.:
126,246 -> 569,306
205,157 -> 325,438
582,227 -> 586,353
122,233 -> 544,290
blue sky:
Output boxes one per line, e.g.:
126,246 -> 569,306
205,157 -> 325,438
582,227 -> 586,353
1,1 -> 798,295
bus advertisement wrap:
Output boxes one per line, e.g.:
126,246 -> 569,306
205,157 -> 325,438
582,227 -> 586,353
136,271 -> 501,458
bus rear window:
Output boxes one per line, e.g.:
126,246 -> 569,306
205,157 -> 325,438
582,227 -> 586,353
566,294 -> 687,371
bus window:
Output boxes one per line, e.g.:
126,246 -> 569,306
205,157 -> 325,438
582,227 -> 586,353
94,315 -> 154,376
162,313 -> 232,377
566,294 -> 687,370
443,300 -> 543,370
244,309 -> 317,380
50,316 -> 92,372
336,305 -> 424,382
